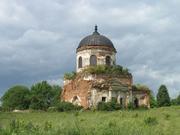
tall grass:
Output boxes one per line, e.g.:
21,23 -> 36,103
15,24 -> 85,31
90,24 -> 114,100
0,106 -> 179,135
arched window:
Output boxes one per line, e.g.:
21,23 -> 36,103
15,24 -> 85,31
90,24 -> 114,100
90,55 -> 97,66
72,96 -> 80,105
78,56 -> 82,68
106,56 -> 111,66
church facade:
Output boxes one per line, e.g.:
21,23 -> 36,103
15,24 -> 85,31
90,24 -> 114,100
61,26 -> 150,108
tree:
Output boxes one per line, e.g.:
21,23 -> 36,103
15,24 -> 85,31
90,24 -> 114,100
177,94 -> 180,105
29,81 -> 55,110
156,85 -> 171,107
171,94 -> 180,105
51,85 -> 62,106
150,92 -> 157,108
171,98 -> 177,105
1,85 -> 30,110
29,81 -> 62,110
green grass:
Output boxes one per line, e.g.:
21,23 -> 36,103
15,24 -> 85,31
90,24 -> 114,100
0,106 -> 180,135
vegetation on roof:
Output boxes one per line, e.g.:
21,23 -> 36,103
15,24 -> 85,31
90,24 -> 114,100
64,72 -> 76,80
132,84 -> 151,92
83,65 -> 131,75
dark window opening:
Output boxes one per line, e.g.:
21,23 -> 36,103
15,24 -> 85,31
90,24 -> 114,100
120,98 -> 123,105
78,57 -> 82,68
90,55 -> 97,66
134,98 -> 139,108
102,97 -> 106,102
106,56 -> 111,66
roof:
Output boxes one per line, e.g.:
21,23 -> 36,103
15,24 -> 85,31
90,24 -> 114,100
77,25 -> 116,50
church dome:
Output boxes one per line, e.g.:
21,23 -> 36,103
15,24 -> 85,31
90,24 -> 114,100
77,26 -> 116,51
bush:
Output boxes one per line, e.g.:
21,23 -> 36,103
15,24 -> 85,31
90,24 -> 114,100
144,117 -> 158,126
171,95 -> 180,105
84,65 -> 130,75
138,105 -> 148,110
97,101 -> 121,111
127,102 -> 135,110
56,102 -> 82,112
64,72 -> 76,80
47,107 -> 58,112
164,113 -> 170,120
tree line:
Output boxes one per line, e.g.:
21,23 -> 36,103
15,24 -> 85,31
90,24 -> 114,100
0,81 -> 62,111
0,82 -> 180,111
150,85 -> 180,107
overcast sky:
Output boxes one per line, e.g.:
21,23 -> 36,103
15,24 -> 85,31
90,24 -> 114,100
0,0 -> 180,98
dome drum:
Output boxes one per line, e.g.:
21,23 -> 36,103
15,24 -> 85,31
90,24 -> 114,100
76,26 -> 117,72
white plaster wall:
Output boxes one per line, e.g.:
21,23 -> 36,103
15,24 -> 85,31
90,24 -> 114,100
134,94 -> 149,106
90,88 -> 130,107
76,49 -> 116,72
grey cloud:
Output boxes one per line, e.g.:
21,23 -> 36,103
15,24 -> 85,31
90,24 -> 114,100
0,0 -> 180,98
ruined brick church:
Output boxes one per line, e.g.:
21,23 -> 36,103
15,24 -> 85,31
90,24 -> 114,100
61,26 -> 150,108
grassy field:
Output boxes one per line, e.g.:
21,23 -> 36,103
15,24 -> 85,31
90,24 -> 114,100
0,106 -> 180,135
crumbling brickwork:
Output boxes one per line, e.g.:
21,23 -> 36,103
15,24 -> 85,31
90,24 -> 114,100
62,73 -> 138,108
62,78 -> 91,108
61,26 -> 150,108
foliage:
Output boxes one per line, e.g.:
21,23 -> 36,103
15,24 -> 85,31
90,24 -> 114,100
47,107 -> 58,112
84,65 -> 130,75
1,85 -> 30,110
132,84 -> 151,93
177,94 -> 180,105
144,117 -> 158,126
164,113 -> 170,120
171,94 -> 180,105
127,102 -> 135,110
56,101 -> 82,112
51,85 -> 62,106
97,101 -> 121,111
157,85 -> 171,107
171,98 -> 178,105
150,92 -> 157,108
1,81 -> 62,111
64,72 -> 76,80
29,81 -> 60,110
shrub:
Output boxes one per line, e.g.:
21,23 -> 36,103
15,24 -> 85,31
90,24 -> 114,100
56,102 -> 82,112
171,94 -> 180,105
127,102 -> 135,110
47,107 -> 58,112
108,120 -> 117,127
164,113 -> 170,120
132,113 -> 139,118
44,121 -> 52,131
64,72 -> 76,80
84,65 -> 130,75
97,101 -> 121,111
150,92 -> 157,108
132,84 -> 151,93
8,119 -> 40,134
144,117 -> 158,126
138,105 -> 148,110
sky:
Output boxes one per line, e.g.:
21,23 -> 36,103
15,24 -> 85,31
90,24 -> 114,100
0,0 -> 180,98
